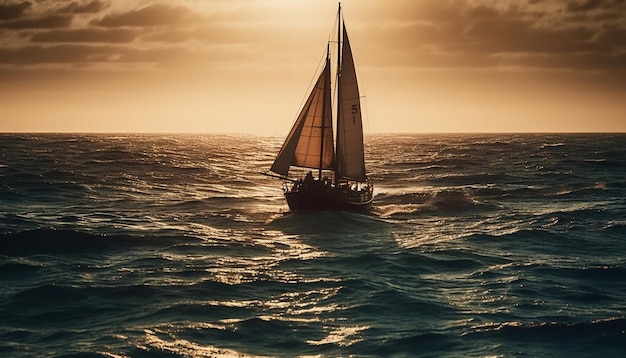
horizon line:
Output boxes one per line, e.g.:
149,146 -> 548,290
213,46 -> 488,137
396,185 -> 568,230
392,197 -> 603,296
1,131 -> 625,136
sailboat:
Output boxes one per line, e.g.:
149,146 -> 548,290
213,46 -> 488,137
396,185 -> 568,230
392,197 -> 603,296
264,3 -> 374,211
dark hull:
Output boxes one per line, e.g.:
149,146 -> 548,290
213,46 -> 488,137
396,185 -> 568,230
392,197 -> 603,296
284,181 -> 373,212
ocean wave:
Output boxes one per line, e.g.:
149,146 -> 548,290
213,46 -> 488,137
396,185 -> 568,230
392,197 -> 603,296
0,260 -> 43,276
464,229 -> 576,252
540,142 -> 565,149
374,190 -> 417,206
374,203 -> 422,218
470,317 -> 626,342
10,283 -> 162,305
424,189 -> 483,212
371,332 -> 460,356
376,189 -> 490,218
603,222 -> 626,232
0,229 -> 201,256
140,327 -> 267,357
535,263 -> 626,283
425,172 -> 515,186
551,182 -> 608,197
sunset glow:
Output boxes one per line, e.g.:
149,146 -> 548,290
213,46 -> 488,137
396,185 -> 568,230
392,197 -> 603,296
1,0 -> 624,133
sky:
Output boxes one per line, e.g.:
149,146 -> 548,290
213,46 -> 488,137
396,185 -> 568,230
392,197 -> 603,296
1,0 -> 625,134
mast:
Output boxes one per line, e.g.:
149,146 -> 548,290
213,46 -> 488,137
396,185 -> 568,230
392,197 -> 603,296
335,2 -> 342,184
318,44 -> 330,180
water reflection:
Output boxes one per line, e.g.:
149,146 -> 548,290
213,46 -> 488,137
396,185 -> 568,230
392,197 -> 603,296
134,225 -> 368,354
143,328 -> 265,358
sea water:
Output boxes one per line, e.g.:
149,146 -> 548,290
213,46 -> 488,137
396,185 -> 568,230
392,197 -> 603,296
1,133 -> 625,357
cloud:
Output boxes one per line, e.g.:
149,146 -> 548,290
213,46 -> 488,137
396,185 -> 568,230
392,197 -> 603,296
57,0 -> 107,14
142,29 -> 195,43
0,43 -> 175,65
0,1 -> 224,67
30,28 -> 139,43
0,1 -> 31,20
566,0 -> 624,12
92,3 -> 204,27
460,17 -> 600,54
1,0 -> 625,75
0,44 -> 108,64
361,0 -> 626,72
0,41 -> 243,68
504,51 -> 626,71
0,14 -> 72,29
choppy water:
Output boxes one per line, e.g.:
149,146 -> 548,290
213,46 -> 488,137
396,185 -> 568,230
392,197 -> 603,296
1,133 -> 625,357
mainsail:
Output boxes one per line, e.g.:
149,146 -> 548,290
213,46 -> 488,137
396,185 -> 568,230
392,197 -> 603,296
270,59 -> 334,176
336,26 -> 366,181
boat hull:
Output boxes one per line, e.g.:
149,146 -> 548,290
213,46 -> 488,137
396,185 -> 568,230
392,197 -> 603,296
283,180 -> 373,212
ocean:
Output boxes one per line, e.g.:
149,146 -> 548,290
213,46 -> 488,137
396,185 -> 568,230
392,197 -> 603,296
0,133 -> 625,357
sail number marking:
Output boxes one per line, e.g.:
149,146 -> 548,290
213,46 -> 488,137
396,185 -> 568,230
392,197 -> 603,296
351,104 -> 358,124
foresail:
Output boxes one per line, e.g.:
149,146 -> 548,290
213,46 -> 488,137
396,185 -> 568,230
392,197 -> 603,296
336,26 -> 366,181
270,61 -> 334,176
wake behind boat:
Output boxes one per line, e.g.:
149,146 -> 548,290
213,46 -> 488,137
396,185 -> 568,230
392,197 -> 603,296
264,3 -> 373,211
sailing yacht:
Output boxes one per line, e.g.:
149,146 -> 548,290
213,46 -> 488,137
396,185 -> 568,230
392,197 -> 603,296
264,4 -> 373,211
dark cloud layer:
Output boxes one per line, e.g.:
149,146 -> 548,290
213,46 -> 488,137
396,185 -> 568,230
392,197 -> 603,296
30,28 -> 139,43
0,0 -> 624,75
0,44 -> 109,64
0,1 -> 31,20
566,0 -> 623,12
92,3 -> 204,27
0,43 -> 191,64
0,14 -> 72,29
366,0 -> 626,72
58,0 -> 107,14
0,1 -> 205,65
